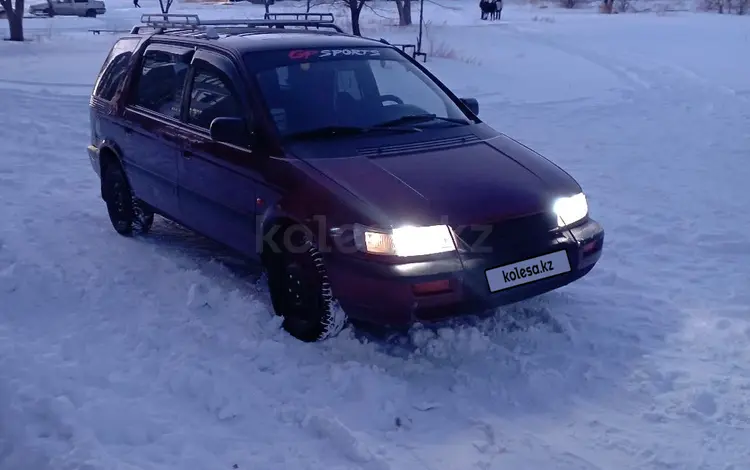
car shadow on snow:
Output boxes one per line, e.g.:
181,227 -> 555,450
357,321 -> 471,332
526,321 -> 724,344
137,215 -> 567,341
139,217 -> 264,282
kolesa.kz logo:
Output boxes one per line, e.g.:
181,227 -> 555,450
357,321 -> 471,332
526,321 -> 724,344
484,249 -> 571,293
501,259 -> 554,283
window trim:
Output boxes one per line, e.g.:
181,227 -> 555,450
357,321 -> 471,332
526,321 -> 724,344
183,63 -> 244,134
178,49 -> 254,139
125,42 -> 195,122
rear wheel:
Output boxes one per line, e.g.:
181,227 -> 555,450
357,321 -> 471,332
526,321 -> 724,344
102,162 -> 153,236
265,226 -> 346,342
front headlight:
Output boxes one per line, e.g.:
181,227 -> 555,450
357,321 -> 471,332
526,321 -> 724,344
353,224 -> 456,257
553,192 -> 588,227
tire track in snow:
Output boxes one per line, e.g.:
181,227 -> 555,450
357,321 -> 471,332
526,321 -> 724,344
503,28 -> 655,92
0,78 -> 92,88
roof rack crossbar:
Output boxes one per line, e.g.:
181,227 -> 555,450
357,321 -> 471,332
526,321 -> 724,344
133,14 -> 344,35
263,12 -> 335,23
141,13 -> 201,27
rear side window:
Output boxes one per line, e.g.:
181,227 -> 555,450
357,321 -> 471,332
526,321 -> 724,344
93,38 -> 140,101
131,47 -> 190,119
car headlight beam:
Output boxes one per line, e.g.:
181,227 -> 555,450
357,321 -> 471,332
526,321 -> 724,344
553,192 -> 588,228
354,224 -> 456,257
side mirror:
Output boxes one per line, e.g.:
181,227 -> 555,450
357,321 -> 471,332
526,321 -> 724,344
460,97 -> 479,116
209,117 -> 254,148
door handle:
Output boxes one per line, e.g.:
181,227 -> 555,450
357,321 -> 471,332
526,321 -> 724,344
124,127 -> 133,136
182,149 -> 194,159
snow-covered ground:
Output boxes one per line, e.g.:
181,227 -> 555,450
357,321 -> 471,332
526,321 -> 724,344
1,1 -> 749,469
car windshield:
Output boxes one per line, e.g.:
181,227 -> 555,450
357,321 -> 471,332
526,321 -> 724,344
245,47 -> 474,139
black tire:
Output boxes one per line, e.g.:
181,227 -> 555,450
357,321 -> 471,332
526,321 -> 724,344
85,9 -> 96,17
102,162 -> 154,237
265,227 -> 346,342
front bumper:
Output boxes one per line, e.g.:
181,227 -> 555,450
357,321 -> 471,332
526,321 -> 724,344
325,217 -> 604,327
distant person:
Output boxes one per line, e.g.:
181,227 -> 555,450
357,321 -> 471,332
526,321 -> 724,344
133,0 -> 140,7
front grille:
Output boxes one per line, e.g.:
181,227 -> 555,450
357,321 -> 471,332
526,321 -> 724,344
452,212 -> 558,254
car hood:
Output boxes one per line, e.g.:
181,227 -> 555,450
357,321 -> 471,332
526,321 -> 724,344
292,133 -> 581,227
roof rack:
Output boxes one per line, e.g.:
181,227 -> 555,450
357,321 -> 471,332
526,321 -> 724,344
130,13 -> 344,35
263,12 -> 335,23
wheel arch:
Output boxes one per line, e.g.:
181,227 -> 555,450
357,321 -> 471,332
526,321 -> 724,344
98,145 -> 130,202
259,211 -> 300,268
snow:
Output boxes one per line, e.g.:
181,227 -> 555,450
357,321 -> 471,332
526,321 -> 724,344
1,1 -> 750,469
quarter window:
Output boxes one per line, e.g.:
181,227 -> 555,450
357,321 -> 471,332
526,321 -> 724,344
187,67 -> 243,130
93,38 -> 140,101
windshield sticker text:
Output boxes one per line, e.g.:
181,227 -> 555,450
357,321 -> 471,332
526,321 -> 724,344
288,49 -> 381,60
288,50 -> 319,60
319,48 -> 381,58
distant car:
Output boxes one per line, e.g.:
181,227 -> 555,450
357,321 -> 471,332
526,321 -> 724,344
28,0 -> 106,17
87,14 -> 604,342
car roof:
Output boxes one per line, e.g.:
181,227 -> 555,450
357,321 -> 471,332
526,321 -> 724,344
133,23 -> 386,56
216,30 -> 384,54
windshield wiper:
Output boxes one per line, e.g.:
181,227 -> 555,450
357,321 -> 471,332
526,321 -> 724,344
373,114 -> 471,128
285,126 -> 368,141
284,124 -> 420,141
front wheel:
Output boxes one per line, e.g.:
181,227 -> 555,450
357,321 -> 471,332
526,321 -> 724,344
102,163 -> 154,236
265,227 -> 346,342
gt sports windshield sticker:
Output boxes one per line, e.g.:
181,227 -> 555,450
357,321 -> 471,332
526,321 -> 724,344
288,49 -> 381,60
288,50 -> 318,60
319,48 -> 381,58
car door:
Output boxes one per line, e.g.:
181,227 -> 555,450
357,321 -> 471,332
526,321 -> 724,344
176,49 -> 260,257
120,42 -> 193,221
72,0 -> 87,14
55,0 -> 75,15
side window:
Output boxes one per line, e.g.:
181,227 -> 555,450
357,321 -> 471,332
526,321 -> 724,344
132,47 -> 189,119
93,38 -> 140,102
187,66 -> 244,130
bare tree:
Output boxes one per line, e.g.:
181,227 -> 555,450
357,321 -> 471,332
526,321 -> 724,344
305,0 -> 330,12
395,0 -> 412,25
0,0 -> 24,41
343,0 -> 365,36
699,0 -> 747,13
158,0 -> 175,14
